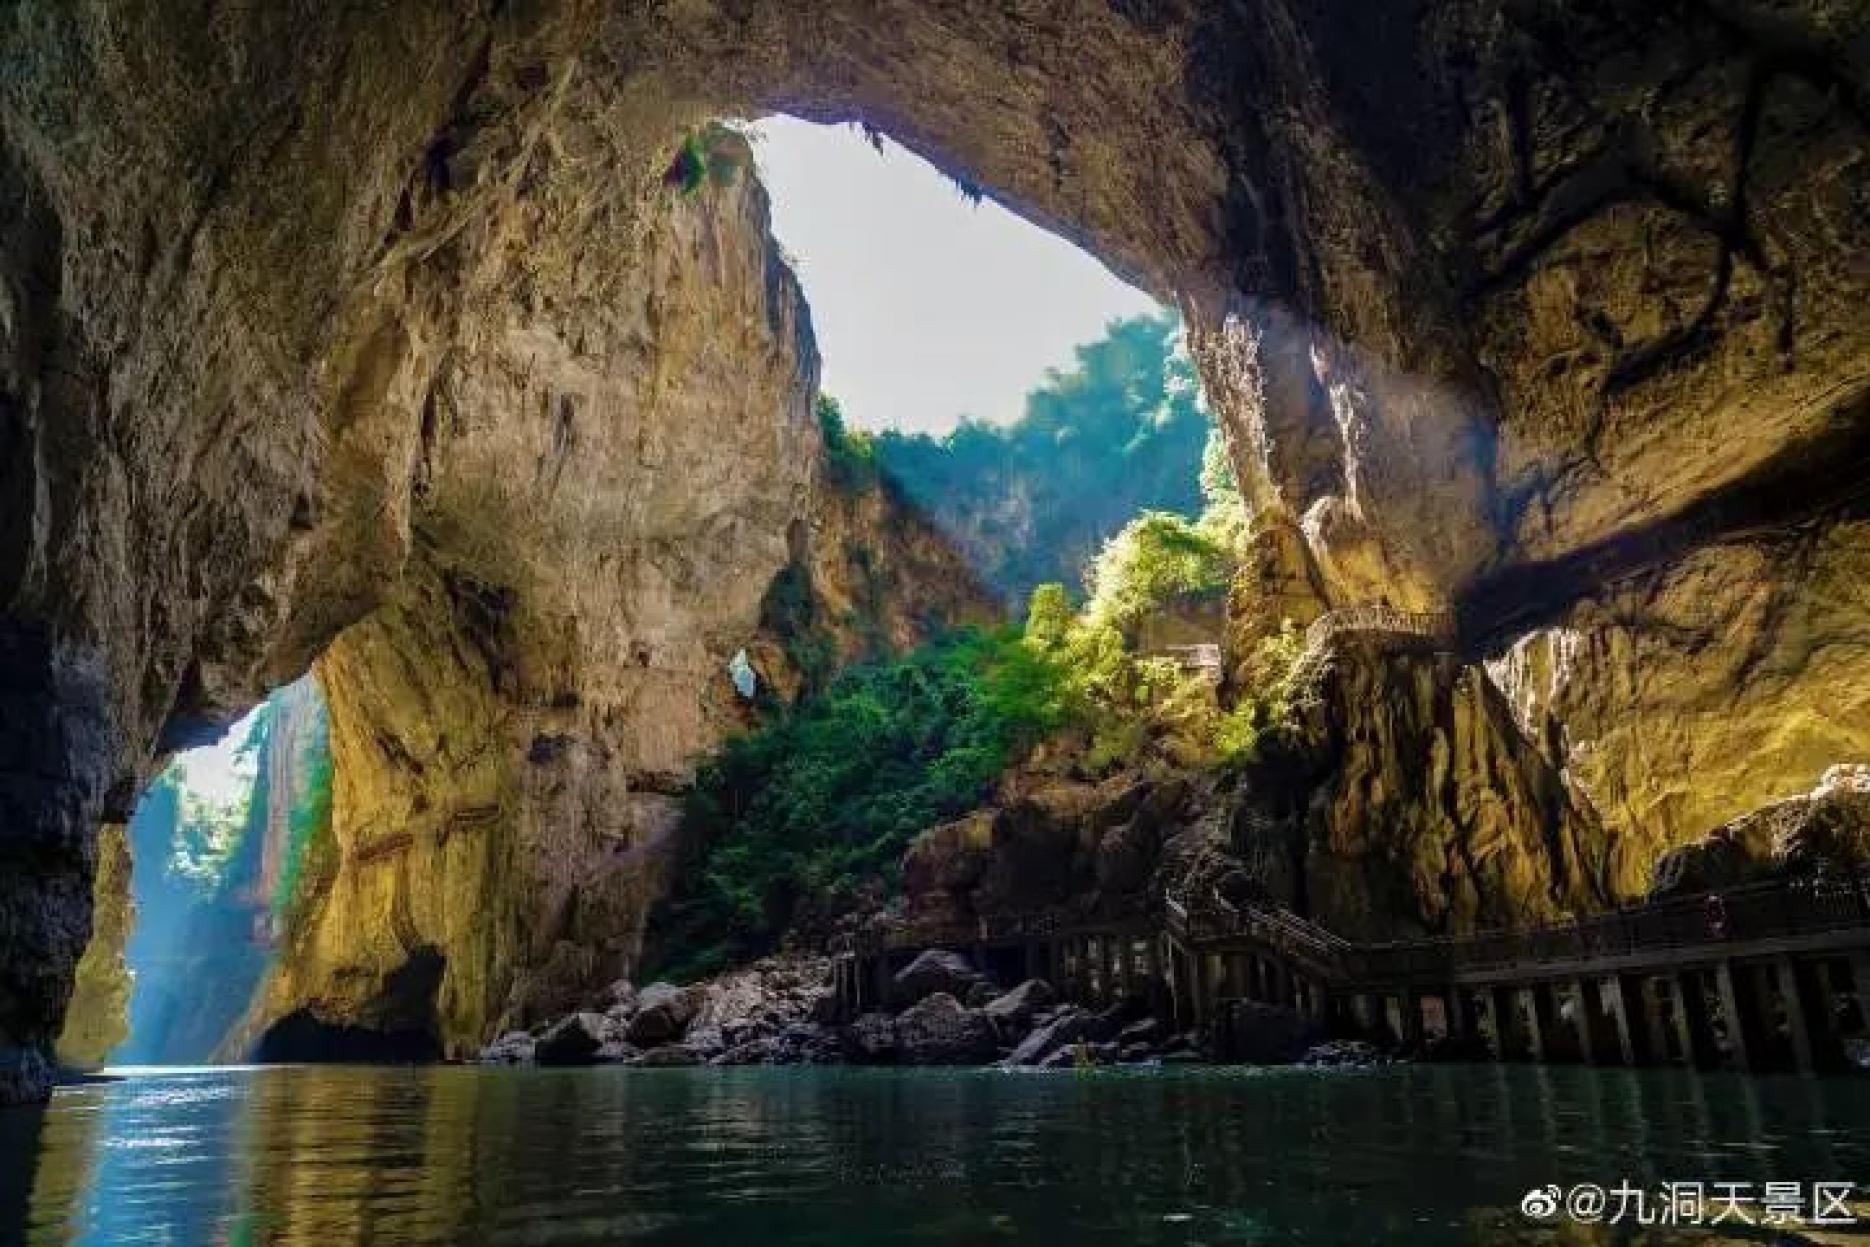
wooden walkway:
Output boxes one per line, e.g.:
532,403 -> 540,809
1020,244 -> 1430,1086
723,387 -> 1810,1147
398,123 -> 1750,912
831,874 -> 1870,1073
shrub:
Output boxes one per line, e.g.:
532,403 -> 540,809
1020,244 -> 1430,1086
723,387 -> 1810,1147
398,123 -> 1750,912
1083,510 -> 1231,633
642,628 -> 1066,978
817,394 -> 878,489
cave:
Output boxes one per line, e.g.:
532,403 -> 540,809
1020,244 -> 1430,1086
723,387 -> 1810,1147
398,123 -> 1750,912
1,1 -> 1866,1126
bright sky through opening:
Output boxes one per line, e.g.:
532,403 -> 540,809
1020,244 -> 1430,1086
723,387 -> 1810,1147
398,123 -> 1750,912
170,703 -> 264,806
747,115 -> 1161,436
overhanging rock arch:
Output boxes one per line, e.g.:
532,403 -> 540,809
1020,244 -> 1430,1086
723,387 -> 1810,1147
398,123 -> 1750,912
2,0 -> 1865,1100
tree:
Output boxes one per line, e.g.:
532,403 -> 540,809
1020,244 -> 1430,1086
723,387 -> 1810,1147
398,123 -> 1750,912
871,310 -> 1212,605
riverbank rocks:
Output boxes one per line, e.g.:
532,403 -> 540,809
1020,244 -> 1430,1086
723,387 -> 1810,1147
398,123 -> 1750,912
534,1013 -> 610,1066
481,1031 -> 536,1064
896,993 -> 999,1065
625,983 -> 709,1046
1298,1040 -> 1396,1068
891,950 -> 985,1007
1003,1007 -> 1095,1067
842,1013 -> 900,1064
981,979 -> 1054,1035
631,1044 -> 703,1067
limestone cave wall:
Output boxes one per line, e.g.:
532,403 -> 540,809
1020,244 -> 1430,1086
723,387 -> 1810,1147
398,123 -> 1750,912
0,0 -> 1865,1097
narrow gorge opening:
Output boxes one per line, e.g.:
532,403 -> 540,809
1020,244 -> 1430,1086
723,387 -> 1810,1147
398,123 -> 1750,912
56,678 -> 332,1071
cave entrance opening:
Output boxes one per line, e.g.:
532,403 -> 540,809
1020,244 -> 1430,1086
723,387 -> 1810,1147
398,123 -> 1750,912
743,113 -> 1229,616
64,678 -> 332,1071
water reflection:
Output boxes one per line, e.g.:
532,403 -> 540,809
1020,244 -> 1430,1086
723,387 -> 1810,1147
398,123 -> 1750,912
4,1064 -> 1867,1245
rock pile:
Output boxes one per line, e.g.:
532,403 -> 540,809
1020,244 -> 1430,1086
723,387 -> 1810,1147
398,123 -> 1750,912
478,949 -> 1222,1070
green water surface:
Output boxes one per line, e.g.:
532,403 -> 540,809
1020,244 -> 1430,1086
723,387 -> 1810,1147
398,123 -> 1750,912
2,1063 -> 1864,1245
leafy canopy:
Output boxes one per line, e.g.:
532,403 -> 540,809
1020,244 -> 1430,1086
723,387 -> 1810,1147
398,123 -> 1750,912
643,627 -> 1066,980
871,311 -> 1211,606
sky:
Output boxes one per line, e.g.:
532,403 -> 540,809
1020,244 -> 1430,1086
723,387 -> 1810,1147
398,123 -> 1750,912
747,115 -> 1161,436
169,703 -> 265,807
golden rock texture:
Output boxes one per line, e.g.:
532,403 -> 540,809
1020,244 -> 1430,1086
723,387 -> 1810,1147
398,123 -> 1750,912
245,136 -> 822,1054
52,822 -> 132,1071
0,0 -> 1865,1095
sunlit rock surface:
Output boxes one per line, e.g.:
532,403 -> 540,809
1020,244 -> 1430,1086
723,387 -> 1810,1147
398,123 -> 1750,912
52,823 -> 131,1071
242,142 -> 991,1058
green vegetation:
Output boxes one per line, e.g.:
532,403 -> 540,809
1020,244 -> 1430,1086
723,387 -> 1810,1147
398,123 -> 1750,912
649,487 -> 1305,977
871,311 -> 1211,606
273,712 -> 334,919
1082,510 -> 1232,633
645,627 -> 1066,980
816,394 -> 879,490
667,124 -> 752,199
646,318 -> 1308,978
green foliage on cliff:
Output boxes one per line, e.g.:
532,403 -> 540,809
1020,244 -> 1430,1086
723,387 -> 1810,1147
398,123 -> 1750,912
646,627 -> 1066,980
817,394 -> 879,491
1082,510 -> 1232,633
273,721 -> 334,919
870,311 -> 1210,606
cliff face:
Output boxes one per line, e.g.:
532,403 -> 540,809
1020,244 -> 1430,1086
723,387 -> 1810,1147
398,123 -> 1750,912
0,0 -> 1865,1098
747,470 -> 1001,705
52,823 -> 131,1071
245,132 -> 823,1055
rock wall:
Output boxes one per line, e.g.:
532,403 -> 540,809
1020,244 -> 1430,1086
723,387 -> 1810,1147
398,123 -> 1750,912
1268,642 -> 1615,940
746,471 -> 1001,705
51,823 -> 131,1071
245,129 -> 822,1055
0,0 -> 1865,1097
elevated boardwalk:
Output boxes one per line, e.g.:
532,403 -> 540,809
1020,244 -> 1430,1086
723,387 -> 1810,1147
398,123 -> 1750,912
1288,605 -> 1457,687
832,874 -> 1870,1073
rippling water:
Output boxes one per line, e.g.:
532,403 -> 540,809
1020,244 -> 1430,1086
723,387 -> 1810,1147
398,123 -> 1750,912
2,1063 -> 1865,1245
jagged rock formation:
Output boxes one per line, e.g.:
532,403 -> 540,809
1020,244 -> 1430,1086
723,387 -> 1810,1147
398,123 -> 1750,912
1647,763 -> 1870,896
0,1 -> 1864,1098
1256,642 -> 1615,940
240,134 -> 819,1056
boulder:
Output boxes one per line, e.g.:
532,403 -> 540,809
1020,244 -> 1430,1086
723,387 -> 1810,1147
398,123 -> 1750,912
630,1044 -> 704,1067
964,980 -> 999,1008
1002,1006 -> 1093,1066
891,950 -> 985,1007
626,982 -> 706,1046
480,1030 -> 536,1064
594,1040 -> 640,1063
841,1012 -> 899,1064
894,992 -> 998,1065
1116,1016 -> 1167,1048
981,979 -> 1055,1033
534,1012 -> 608,1065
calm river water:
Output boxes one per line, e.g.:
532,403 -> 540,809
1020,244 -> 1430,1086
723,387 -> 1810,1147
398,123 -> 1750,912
1,1063 -> 1865,1245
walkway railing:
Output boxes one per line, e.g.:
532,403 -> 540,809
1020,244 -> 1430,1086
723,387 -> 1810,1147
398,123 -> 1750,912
1287,606 -> 1458,689
1181,873 -> 1870,989
1301,606 -> 1456,653
851,873 -> 1870,996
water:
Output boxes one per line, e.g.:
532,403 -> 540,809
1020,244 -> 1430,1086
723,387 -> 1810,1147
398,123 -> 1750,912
2,1063 -> 1865,1245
